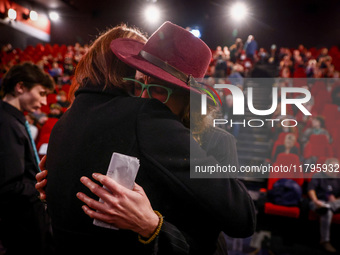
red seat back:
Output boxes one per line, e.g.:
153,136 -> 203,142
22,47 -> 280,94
303,134 -> 333,158
268,154 -> 303,190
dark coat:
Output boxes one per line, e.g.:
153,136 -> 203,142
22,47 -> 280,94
46,83 -> 255,255
0,100 -> 52,255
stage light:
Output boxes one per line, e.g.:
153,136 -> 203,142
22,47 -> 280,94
230,3 -> 247,21
144,5 -> 160,24
190,29 -> 201,38
30,10 -> 38,21
49,11 -> 59,21
8,8 -> 17,20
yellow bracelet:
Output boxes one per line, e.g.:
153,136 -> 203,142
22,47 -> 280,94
138,210 -> 163,244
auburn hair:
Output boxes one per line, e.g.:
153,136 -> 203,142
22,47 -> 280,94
69,24 -> 147,102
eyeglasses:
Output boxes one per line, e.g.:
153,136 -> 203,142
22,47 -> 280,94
123,77 -> 173,103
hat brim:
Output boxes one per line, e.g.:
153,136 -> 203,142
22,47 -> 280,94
110,38 -> 202,94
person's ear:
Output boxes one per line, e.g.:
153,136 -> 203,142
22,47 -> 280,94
14,82 -> 25,95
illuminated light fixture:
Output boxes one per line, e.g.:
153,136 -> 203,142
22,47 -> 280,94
144,5 -> 160,24
230,2 -> 248,21
30,10 -> 38,21
49,11 -> 59,21
8,8 -> 17,20
190,29 -> 201,38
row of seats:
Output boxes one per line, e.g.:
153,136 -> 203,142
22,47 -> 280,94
262,153 -> 340,223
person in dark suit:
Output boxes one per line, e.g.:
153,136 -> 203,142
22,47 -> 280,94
0,62 -> 55,255
44,22 -> 255,255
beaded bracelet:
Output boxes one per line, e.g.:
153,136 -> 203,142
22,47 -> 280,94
138,210 -> 163,244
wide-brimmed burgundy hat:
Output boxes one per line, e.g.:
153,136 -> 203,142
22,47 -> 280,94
110,21 -> 212,91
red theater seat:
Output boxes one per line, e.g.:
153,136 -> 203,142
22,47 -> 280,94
321,104 -> 340,131
274,153 -> 301,169
332,127 -> 340,158
61,85 -> 71,95
303,134 -> 333,159
271,133 -> 300,160
39,118 -> 59,137
264,155 -> 304,218
265,203 -> 301,218
47,94 -> 57,105
36,133 -> 50,157
40,105 -> 50,114
312,90 -> 332,114
311,80 -> 327,96
308,210 -> 340,224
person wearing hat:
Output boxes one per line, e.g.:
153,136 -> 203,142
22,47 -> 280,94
44,22 -> 255,254
0,62 -> 55,255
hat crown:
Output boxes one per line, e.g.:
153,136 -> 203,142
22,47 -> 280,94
142,22 -> 211,79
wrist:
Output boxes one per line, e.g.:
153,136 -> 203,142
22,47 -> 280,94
139,211 -> 160,238
138,211 -> 163,244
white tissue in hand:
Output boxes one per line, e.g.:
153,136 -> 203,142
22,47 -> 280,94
93,152 -> 140,229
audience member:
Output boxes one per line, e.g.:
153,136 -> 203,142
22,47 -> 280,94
244,35 -> 258,61
272,133 -> 299,162
31,108 -> 49,126
56,90 -> 71,108
48,103 -> 63,118
0,62 -> 55,255
317,48 -> 329,62
300,116 -> 331,147
229,38 -> 243,63
308,158 -> 340,253
331,86 -> 340,106
306,59 -> 317,77
257,48 -> 269,64
48,61 -> 63,83
223,46 -> 230,60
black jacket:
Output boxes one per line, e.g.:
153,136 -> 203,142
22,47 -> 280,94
0,100 -> 53,255
0,100 -> 40,203
46,83 -> 255,255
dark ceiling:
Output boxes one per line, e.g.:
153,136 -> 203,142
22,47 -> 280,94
7,0 -> 340,49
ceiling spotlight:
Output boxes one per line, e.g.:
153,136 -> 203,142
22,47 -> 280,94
230,3 -> 248,22
30,10 -> 38,21
8,8 -> 17,20
144,5 -> 160,24
49,11 -> 59,21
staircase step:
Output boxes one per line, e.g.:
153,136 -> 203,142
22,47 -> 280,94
237,147 -> 268,155
238,127 -> 271,135
237,141 -> 269,151
236,74 -> 275,168
237,148 -> 268,158
238,154 -> 267,162
237,140 -> 268,146
237,134 -> 269,142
